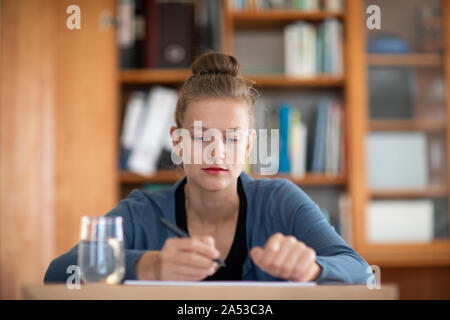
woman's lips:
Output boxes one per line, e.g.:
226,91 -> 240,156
201,167 -> 228,175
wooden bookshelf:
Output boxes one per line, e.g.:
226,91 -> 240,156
117,0 -> 450,274
359,0 -> 450,275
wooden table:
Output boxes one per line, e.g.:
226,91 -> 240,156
22,283 -> 398,300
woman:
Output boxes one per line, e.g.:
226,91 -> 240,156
44,52 -> 369,283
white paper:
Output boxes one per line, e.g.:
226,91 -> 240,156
124,280 -> 316,287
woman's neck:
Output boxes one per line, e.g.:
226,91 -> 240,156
184,179 -> 239,227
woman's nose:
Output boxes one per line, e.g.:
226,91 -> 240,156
210,135 -> 226,160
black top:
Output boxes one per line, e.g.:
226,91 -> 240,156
175,177 -> 248,280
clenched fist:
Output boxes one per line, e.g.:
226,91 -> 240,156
250,233 -> 322,282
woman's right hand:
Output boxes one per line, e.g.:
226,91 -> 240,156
135,235 -> 221,281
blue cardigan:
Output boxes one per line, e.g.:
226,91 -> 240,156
44,171 -> 370,284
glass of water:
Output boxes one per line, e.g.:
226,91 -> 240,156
78,216 -> 125,284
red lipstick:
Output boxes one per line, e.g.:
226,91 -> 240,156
201,167 -> 228,175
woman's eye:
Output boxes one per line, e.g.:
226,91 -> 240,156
193,136 -> 238,143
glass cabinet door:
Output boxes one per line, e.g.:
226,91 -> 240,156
364,0 -> 449,244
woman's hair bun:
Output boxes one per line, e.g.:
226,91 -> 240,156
191,51 -> 240,77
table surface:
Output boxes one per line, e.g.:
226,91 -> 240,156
22,283 -> 399,300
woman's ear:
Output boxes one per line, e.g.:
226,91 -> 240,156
170,126 -> 178,148
170,126 -> 183,158
245,128 -> 257,159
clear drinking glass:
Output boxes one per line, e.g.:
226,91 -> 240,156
78,216 -> 125,284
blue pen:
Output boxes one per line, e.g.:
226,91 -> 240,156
159,216 -> 227,268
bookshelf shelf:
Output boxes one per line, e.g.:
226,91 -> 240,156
370,186 -> 448,199
250,173 -> 346,185
367,54 -> 443,67
360,240 -> 450,267
370,119 -> 447,132
120,70 -> 344,87
119,170 -> 185,184
248,74 -> 345,87
120,170 -> 347,186
229,10 -> 345,29
120,69 -> 191,84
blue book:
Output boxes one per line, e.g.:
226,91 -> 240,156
316,23 -> 324,73
311,100 -> 329,172
279,103 -> 291,174
119,146 -> 132,171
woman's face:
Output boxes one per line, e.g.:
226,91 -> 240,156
171,98 -> 256,191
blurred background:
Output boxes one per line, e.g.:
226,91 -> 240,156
1,0 -> 449,299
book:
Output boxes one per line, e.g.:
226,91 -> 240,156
283,18 -> 342,77
229,0 -> 343,12
142,0 -> 159,68
284,23 -> 298,76
367,200 -> 434,243
323,19 -> 343,75
120,91 -> 147,170
127,86 -> 178,175
310,99 -> 343,174
329,101 -> 341,174
311,99 -> 329,172
118,0 -> 137,68
325,100 -> 334,173
289,108 -> 307,175
278,103 -> 292,173
323,0 -> 343,12
338,104 -> 346,174
142,1 -> 195,68
157,2 -> 195,68
194,0 -> 222,57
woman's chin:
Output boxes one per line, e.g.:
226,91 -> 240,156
188,171 -> 232,191
199,176 -> 231,191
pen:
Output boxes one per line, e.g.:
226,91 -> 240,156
159,216 -> 227,268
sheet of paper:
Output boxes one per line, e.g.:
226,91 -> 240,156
124,280 -> 316,287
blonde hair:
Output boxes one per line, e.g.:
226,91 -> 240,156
175,51 -> 259,128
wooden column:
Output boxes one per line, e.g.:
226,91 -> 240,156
0,0 -> 118,299
443,0 -> 450,237
344,0 -> 369,253
53,0 -> 118,257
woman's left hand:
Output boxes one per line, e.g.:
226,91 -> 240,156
250,233 -> 322,282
